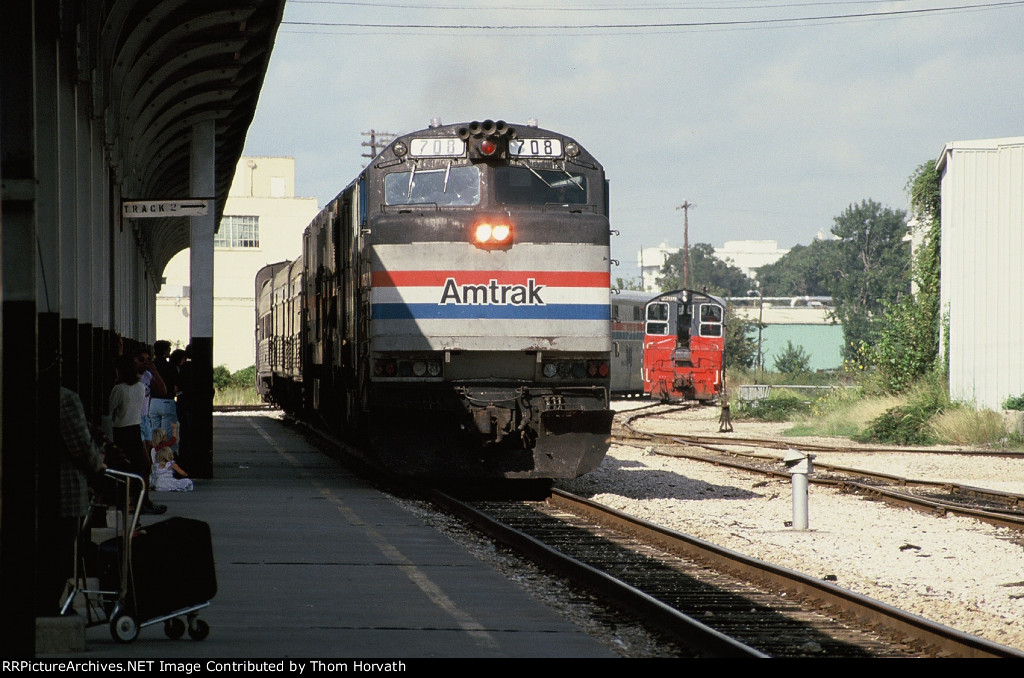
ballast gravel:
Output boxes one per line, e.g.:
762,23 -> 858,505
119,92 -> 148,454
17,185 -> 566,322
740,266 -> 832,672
556,404 -> 1024,653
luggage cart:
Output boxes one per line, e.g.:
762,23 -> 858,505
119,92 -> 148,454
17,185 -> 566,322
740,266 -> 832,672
60,469 -> 215,643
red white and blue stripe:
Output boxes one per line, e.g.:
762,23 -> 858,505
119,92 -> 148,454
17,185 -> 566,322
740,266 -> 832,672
369,243 -> 611,352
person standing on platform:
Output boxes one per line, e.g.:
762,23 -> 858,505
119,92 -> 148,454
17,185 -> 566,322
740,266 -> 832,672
134,347 -> 167,457
110,355 -> 166,515
172,347 -> 192,468
150,340 -> 179,454
54,387 -> 107,614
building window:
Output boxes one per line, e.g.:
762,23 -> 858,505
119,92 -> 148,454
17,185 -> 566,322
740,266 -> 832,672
216,215 -> 259,248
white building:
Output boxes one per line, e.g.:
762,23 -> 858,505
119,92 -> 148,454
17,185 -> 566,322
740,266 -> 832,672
937,136 -> 1024,411
636,239 -> 789,292
715,240 -> 789,278
157,156 -> 320,372
637,242 -> 677,291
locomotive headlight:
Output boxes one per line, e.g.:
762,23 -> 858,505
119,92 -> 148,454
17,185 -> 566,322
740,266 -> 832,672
472,220 -> 514,248
474,223 -> 493,243
392,141 -> 408,158
564,142 -> 580,158
542,363 -> 558,378
412,361 -> 427,377
491,224 -> 511,242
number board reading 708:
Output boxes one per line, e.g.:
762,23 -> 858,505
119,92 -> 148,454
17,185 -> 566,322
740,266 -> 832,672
509,138 -> 563,157
409,138 -> 466,157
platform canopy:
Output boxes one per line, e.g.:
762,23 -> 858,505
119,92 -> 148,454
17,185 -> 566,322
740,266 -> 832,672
95,0 -> 286,278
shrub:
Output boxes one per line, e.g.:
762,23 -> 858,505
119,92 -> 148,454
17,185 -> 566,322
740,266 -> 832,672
736,389 -> 812,422
857,375 -> 948,445
772,341 -> 811,375
229,365 -> 256,389
212,365 -> 232,391
1003,393 -> 1024,411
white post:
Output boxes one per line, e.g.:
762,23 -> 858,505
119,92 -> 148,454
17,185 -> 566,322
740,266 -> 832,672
783,450 -> 815,530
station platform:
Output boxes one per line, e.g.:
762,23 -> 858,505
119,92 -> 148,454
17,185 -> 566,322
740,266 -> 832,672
41,413 -> 615,659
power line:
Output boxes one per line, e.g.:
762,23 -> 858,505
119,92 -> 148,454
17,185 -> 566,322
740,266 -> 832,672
282,0 -> 1024,31
290,0 -> 926,10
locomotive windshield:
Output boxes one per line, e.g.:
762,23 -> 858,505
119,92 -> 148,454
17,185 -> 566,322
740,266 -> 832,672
699,303 -> 724,337
494,166 -> 588,206
384,165 -> 480,206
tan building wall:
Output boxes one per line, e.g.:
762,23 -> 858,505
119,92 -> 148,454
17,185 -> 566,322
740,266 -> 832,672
156,156 -> 320,372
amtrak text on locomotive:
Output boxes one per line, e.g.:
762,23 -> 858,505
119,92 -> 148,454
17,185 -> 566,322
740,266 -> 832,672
438,277 -> 545,306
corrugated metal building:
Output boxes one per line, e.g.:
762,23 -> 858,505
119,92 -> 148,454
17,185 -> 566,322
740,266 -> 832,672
937,137 -> 1024,410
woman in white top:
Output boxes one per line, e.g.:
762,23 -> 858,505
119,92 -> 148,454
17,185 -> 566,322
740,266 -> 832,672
110,354 -> 165,514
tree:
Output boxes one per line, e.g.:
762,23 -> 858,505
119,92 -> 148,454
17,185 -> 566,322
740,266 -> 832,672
755,239 -> 836,297
825,200 -> 910,358
724,306 -> 760,371
773,341 -> 811,374
614,276 -> 645,291
872,161 -> 942,391
657,242 -> 752,296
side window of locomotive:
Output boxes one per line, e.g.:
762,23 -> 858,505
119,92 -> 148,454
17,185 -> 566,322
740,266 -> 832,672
645,302 -> 669,335
701,304 -> 723,323
494,166 -> 588,206
699,304 -> 724,337
384,166 -> 480,206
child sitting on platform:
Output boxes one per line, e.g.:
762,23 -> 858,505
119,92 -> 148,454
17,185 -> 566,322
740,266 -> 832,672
153,446 -> 193,492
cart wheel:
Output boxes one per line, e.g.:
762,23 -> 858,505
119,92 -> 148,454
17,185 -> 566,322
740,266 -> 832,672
164,617 -> 186,639
110,613 -> 139,643
188,618 -> 210,641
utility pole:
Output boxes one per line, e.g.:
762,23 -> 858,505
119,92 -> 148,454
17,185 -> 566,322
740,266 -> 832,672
361,129 -> 397,161
676,201 -> 695,289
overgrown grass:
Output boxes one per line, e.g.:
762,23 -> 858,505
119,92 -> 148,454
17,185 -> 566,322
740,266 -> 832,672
928,407 -> 1009,446
787,389 -> 902,439
213,385 -> 262,407
211,364 -> 261,406
779,374 -> 1020,448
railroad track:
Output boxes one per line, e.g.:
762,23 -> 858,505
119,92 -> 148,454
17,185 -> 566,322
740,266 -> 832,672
427,487 -> 1023,658
212,404 -> 278,412
277,410 -> 1023,657
618,407 -> 1024,532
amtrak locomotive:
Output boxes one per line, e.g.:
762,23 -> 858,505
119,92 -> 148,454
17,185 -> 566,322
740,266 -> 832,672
256,119 -> 614,479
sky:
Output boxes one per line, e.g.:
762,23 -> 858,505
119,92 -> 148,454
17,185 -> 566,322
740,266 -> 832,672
240,0 -> 1024,282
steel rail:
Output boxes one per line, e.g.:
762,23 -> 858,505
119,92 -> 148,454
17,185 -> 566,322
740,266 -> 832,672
427,488 -> 768,658
619,412 -> 1024,530
548,489 -> 1024,659
640,440 -> 1024,532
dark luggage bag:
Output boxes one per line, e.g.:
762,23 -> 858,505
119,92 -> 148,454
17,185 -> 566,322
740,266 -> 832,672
101,516 -> 217,621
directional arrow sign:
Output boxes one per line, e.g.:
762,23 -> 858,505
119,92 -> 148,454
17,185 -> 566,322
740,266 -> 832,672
122,199 -> 209,218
